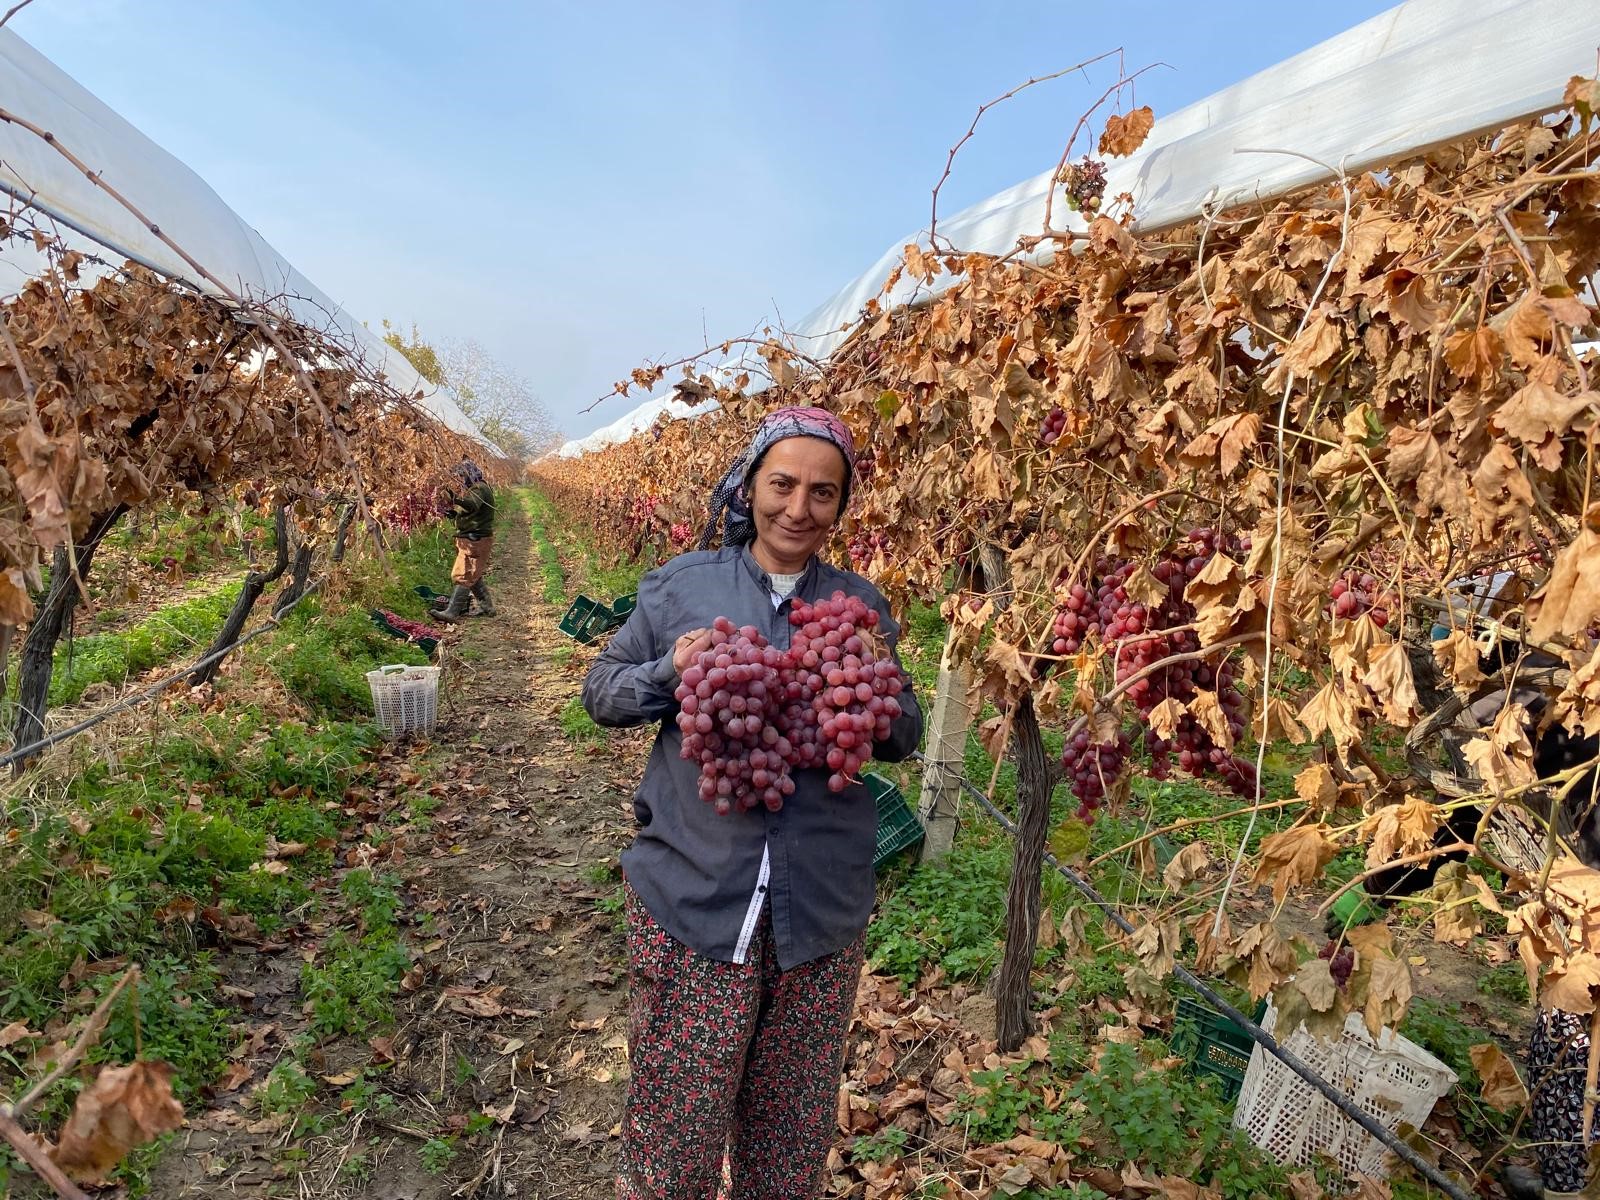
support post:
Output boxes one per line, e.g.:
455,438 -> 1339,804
917,624 -> 975,864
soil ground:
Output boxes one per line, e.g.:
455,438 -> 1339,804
147,503 -> 637,1200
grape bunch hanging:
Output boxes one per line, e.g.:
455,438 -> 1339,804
672,593 -> 908,814
1050,527 -> 1258,821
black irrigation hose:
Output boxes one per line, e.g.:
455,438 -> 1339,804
0,576 -> 329,772
910,750 -> 1475,1200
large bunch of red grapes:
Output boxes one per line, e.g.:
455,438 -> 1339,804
1049,527 -> 1257,821
673,592 -> 908,815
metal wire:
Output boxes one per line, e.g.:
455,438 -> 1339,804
0,576 -> 329,771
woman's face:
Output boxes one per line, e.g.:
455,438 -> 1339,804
748,436 -> 848,573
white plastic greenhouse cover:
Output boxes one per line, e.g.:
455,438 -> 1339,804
0,30 -> 497,453
559,0 -> 1600,459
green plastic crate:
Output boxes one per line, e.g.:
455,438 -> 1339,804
1329,887 -> 1385,932
1171,997 -> 1266,1104
611,592 -> 638,621
558,594 -> 617,643
865,772 -> 923,869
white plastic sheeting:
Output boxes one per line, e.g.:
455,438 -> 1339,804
0,30 -> 496,452
560,0 -> 1600,458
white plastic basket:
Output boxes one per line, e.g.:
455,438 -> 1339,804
365,663 -> 441,737
1233,1002 -> 1457,1178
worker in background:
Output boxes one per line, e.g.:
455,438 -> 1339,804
435,459 -> 496,622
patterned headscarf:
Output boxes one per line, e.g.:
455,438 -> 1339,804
698,407 -> 855,550
455,458 -> 485,487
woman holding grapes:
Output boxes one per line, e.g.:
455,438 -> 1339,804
583,407 -> 924,1200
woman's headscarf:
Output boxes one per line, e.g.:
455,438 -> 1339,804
698,407 -> 856,550
455,459 -> 485,487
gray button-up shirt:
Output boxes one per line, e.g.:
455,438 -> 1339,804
582,545 -> 924,969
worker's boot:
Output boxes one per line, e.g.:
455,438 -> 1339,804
470,580 -> 496,617
435,585 -> 473,624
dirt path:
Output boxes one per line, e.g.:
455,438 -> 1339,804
362,515 -> 638,1200
151,502 -> 639,1200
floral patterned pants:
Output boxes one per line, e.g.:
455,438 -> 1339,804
1530,1007 -> 1598,1194
616,882 -> 864,1200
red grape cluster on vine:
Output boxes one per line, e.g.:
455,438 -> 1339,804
1059,157 -> 1108,213
1048,527 -> 1258,819
847,532 -> 889,571
1328,571 -> 1394,627
672,593 -> 907,814
627,493 -> 661,534
1061,727 -> 1133,822
377,493 -> 438,536
1318,939 -> 1356,988
669,521 -> 693,547
1039,407 -> 1067,447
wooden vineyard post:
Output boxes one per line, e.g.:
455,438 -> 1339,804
917,623 -> 975,864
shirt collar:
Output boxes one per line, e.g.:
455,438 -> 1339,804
739,543 -> 818,599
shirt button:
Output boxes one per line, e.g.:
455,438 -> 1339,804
758,884 -> 768,893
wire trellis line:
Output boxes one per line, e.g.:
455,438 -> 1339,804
0,575 -> 330,772
907,749 -> 1474,1200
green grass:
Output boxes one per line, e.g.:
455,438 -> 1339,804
101,504 -> 273,574
950,1041 -> 1288,1200
559,695 -> 606,744
521,488 -> 568,604
526,483 -> 647,603
0,509 -> 470,1184
47,581 -> 242,705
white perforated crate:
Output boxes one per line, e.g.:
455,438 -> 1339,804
365,664 -> 440,736
1233,1002 -> 1456,1178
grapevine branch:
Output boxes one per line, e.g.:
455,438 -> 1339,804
0,1115 -> 87,1200
1039,60 -> 1170,235
0,0 -> 37,30
928,51 -> 1122,251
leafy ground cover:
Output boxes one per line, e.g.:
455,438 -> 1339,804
1,490 -> 1534,1199
0,515 -> 448,1195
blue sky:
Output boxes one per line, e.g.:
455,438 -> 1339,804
15,1 -> 1396,440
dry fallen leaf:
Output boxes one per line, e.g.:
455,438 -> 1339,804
0,1020 -> 38,1048
1469,1042 -> 1529,1112
1253,825 -> 1338,903
51,1060 -> 185,1183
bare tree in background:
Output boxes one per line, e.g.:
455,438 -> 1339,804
382,321 -> 562,464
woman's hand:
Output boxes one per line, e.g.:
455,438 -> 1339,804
672,628 -> 713,675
